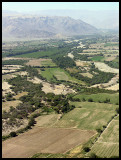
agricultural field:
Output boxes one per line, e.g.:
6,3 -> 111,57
2,127 -> 95,158
2,34 -> 119,158
53,102 -> 118,130
90,55 -> 104,61
87,117 -> 119,158
25,58 -> 56,67
39,67 -> 85,85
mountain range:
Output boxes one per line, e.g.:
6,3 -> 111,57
3,9 -> 119,30
2,15 -> 100,40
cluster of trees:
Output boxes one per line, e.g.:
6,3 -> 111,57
2,92 -> 15,102
7,75 -> 42,94
4,40 -> 79,59
70,96 -> 117,105
104,60 -> 119,69
73,53 -> 90,61
70,71 -> 114,86
4,45 -> 50,57
6,68 -> 75,117
42,93 -> 75,114
2,59 -> 28,66
68,64 -> 115,86
52,56 -> 76,69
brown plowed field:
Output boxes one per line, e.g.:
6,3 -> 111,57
2,127 -> 96,158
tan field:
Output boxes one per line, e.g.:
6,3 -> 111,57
80,72 -> 93,78
13,92 -> 28,99
2,126 -> 96,158
104,56 -> 116,61
26,58 -> 52,66
2,57 -> 32,61
94,62 -> 119,73
35,113 -> 62,127
75,60 -> 90,66
105,84 -> 119,91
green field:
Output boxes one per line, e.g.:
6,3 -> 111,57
73,93 -> 119,104
104,42 -> 119,47
90,56 -> 104,61
98,119 -> 119,143
53,102 -> 118,130
40,60 -> 56,67
88,142 -> 119,158
14,48 -> 59,58
40,68 -> 85,84
87,114 -> 119,158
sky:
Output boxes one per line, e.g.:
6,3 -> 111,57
2,2 -> 119,12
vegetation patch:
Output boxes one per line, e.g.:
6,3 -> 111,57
98,119 -> 119,143
90,55 -> 104,61
87,142 -> 119,158
40,67 -> 85,84
2,59 -> 28,65
73,93 -> 119,104
54,102 -> 118,130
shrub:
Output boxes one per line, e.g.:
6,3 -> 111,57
28,117 -> 36,127
88,98 -> 93,102
96,128 -> 103,133
9,106 -> 15,112
83,147 -> 90,152
82,98 -> 86,101
116,108 -> 119,114
103,98 -> 110,103
2,135 -> 11,141
10,131 -> 17,137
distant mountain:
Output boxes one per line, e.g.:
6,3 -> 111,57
28,9 -> 119,30
2,15 -> 100,40
2,9 -> 119,30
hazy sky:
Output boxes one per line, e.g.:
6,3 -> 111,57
2,2 -> 119,12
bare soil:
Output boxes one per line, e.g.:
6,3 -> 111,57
2,81 -> 14,96
68,52 -> 74,59
27,76 -> 76,95
2,127 -> 95,158
75,60 -> 90,67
